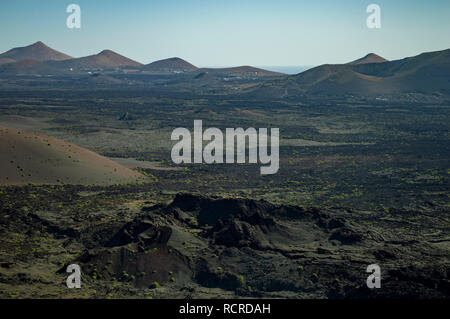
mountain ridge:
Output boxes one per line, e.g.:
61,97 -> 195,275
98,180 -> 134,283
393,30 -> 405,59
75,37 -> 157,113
0,42 -> 448,97
247,48 -> 450,97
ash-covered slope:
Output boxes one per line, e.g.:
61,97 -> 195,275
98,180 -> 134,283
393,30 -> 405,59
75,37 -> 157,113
0,126 -> 145,185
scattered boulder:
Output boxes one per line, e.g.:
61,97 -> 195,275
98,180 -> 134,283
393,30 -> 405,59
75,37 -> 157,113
118,112 -> 133,120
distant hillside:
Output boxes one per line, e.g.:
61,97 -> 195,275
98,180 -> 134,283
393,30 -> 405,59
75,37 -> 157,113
0,41 -> 72,62
0,58 -> 16,66
0,126 -> 145,186
348,53 -> 388,65
73,73 -> 124,86
248,49 -> 450,97
48,49 -> 142,71
0,59 -> 63,75
141,57 -> 197,72
196,66 -> 285,77
351,49 -> 450,78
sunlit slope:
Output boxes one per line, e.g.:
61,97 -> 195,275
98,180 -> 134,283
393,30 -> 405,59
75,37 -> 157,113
0,126 -> 145,186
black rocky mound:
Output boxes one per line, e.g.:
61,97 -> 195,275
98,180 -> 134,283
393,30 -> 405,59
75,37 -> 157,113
3,190 -> 446,298
47,193 -> 448,298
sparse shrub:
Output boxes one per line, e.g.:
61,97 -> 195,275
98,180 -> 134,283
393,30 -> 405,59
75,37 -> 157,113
150,281 -> 160,289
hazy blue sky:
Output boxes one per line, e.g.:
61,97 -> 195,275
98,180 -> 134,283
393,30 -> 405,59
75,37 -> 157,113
1,0 -> 449,66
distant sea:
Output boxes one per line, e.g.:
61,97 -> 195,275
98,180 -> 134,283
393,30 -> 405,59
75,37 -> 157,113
259,66 -> 314,75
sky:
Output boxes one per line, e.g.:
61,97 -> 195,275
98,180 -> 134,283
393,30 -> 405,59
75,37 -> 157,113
1,0 -> 449,67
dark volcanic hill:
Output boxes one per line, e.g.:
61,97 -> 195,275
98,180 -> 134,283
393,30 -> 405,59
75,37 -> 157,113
48,49 -> 142,71
348,53 -> 388,65
0,41 -> 72,63
249,49 -> 450,97
10,192 -> 445,298
141,57 -> 197,72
